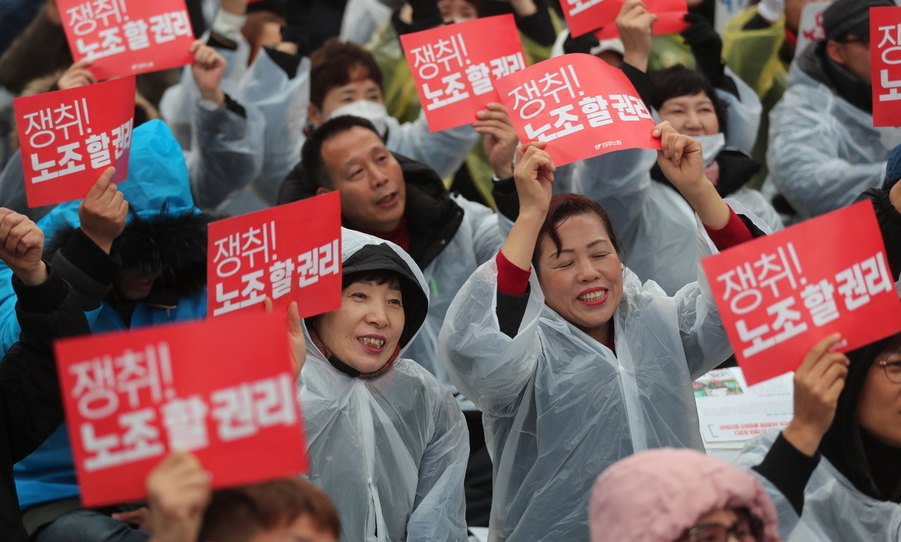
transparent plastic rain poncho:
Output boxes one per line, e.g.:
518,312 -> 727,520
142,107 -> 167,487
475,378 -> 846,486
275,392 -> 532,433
339,0 -> 393,45
159,33 -> 307,215
736,431 -> 901,541
405,195 -> 507,386
300,229 -> 469,542
438,224 -> 735,541
765,44 -> 901,219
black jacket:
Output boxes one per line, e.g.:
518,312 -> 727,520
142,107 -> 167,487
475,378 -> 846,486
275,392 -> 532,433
0,267 -> 89,541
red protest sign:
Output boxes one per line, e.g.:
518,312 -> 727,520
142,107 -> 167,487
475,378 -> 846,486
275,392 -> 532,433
495,53 -> 660,166
208,192 -> 342,318
871,6 -> 901,127
13,76 -> 134,207
703,201 -> 901,385
594,0 -> 689,39
561,0 -> 687,38
58,0 -> 195,80
399,15 -> 526,132
54,311 -> 307,507
560,0 -> 621,38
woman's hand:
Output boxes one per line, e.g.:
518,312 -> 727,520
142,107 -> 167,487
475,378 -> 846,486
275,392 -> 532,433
782,334 -> 849,457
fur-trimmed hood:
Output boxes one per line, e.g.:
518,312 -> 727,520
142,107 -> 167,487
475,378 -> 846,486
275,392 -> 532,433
39,120 -> 212,297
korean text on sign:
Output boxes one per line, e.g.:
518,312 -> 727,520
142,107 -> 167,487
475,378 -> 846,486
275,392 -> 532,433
400,15 -> 527,132
58,0 -> 195,79
55,311 -> 307,507
208,191 -> 343,318
703,201 -> 901,385
495,53 -> 659,167
13,76 -> 135,207
872,6 -> 901,126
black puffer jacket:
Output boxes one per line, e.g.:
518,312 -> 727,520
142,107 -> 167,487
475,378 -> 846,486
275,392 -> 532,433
0,268 -> 90,541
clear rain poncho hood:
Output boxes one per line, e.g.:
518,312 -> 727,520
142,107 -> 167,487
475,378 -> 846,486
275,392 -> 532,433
299,228 -> 469,542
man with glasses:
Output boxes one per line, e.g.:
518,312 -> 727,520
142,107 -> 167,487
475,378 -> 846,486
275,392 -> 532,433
762,0 -> 900,221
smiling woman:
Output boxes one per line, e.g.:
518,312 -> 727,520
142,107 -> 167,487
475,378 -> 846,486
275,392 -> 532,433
298,228 -> 468,542
439,125 -> 766,541
311,272 -> 406,375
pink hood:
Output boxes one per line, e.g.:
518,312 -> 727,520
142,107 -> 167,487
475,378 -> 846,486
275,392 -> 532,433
589,448 -> 781,542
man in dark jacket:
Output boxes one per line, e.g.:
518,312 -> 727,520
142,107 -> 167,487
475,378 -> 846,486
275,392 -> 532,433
0,208 -> 91,541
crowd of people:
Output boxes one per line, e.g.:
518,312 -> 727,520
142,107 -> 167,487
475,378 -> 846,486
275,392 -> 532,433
0,0 -> 899,540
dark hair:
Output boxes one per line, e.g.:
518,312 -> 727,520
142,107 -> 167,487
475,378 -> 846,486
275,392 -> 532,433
310,38 -> 384,109
199,477 -> 340,541
300,115 -> 384,189
648,65 -> 727,135
532,194 -> 620,269
819,332 -> 901,499
343,269 -> 400,290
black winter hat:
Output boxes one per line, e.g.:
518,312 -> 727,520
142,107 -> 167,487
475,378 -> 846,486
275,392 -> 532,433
823,0 -> 895,42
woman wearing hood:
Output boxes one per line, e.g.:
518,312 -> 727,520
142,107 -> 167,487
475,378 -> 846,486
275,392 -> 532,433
589,448 -> 782,542
299,227 -> 468,542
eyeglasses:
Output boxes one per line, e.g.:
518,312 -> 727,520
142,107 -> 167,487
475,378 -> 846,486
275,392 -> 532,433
677,517 -> 762,542
878,359 -> 901,384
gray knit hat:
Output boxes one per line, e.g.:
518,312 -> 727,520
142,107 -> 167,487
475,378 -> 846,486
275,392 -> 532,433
823,0 -> 896,42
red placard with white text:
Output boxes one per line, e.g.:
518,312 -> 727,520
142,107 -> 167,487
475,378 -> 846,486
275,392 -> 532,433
872,7 -> 901,127
13,76 -> 134,207
54,311 -> 307,507
702,201 -> 901,385
594,0 -> 689,39
561,0 -> 688,38
400,15 -> 527,132
58,0 -> 195,80
207,192 -> 342,318
495,53 -> 660,166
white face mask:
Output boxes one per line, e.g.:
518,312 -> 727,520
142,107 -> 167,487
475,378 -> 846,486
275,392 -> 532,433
327,100 -> 390,137
694,132 -> 726,167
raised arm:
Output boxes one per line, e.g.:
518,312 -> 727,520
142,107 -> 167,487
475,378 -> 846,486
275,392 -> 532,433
0,209 -> 93,462
186,40 -> 265,211
655,122 -> 731,230
438,142 -> 554,416
571,1 -> 657,238
751,334 -> 847,523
